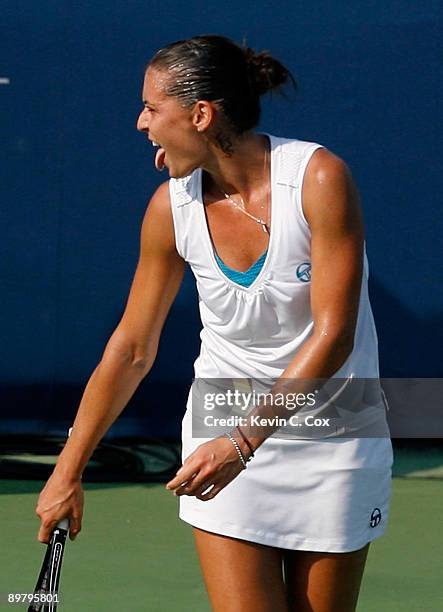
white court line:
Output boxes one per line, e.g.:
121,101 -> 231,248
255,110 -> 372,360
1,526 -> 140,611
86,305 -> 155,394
0,77 -> 10,85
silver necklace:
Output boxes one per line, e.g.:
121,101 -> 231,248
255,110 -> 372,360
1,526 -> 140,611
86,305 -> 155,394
223,192 -> 269,233
221,147 -> 270,234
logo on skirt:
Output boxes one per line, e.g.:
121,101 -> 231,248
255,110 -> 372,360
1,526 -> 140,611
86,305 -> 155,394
370,507 -> 382,528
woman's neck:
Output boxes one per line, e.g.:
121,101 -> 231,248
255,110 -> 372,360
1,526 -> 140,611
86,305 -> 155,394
201,132 -> 270,200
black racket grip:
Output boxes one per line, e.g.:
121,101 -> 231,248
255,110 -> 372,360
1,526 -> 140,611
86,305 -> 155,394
28,519 -> 69,612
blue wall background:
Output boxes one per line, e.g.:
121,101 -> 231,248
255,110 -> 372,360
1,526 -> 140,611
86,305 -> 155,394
1,1 -> 441,438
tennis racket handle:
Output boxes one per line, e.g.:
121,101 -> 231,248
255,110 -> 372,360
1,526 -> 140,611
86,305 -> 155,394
56,518 -> 69,531
54,428 -> 72,532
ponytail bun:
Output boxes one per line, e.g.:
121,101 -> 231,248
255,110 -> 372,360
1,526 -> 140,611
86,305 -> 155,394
243,46 -> 297,96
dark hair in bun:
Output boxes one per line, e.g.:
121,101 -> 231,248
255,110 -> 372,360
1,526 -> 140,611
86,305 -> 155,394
148,34 -> 297,136
243,46 -> 296,97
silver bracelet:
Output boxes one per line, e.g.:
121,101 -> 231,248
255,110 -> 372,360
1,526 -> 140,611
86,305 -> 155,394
224,432 -> 248,469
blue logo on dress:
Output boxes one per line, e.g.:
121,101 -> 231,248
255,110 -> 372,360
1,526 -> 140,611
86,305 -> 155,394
296,263 -> 311,282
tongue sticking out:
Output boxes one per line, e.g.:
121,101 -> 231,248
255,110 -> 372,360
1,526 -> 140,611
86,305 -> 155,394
155,147 -> 166,171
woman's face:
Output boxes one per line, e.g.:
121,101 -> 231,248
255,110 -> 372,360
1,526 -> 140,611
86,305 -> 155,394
137,67 -> 206,178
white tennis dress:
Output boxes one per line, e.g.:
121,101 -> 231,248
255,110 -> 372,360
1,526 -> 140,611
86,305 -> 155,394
169,134 -> 393,552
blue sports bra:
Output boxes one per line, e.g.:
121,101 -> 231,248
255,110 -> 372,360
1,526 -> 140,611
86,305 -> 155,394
214,250 -> 268,288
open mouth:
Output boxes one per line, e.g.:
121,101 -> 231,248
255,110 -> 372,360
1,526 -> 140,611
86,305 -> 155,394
152,140 -> 166,171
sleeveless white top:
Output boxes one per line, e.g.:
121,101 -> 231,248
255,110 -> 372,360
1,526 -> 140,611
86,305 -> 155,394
169,134 -> 387,434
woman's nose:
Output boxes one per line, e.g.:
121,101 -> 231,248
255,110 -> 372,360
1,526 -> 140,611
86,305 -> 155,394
137,110 -> 148,132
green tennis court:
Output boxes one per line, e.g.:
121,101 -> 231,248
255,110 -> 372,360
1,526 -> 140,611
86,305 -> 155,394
1,446 -> 442,611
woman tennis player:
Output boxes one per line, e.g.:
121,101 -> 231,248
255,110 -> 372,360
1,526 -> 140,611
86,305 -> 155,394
35,35 -> 393,611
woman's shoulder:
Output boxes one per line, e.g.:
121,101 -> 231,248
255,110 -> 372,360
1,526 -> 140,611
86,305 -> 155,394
304,147 -> 352,187
301,146 -> 360,229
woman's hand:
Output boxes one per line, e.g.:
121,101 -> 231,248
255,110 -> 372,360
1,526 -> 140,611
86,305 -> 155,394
166,435 -> 247,501
35,470 -> 84,543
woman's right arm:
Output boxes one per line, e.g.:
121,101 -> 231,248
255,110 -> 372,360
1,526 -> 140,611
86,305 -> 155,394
36,181 -> 185,543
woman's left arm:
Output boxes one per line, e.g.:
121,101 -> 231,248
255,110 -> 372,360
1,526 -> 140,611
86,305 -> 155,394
280,147 -> 365,380
166,148 -> 366,499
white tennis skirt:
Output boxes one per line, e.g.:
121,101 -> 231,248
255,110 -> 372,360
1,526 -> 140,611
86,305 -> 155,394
179,396 -> 394,553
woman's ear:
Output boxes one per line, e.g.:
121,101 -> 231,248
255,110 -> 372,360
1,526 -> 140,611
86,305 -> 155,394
192,100 -> 216,133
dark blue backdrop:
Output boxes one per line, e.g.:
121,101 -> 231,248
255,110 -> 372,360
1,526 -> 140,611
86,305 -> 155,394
1,1 -> 441,438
